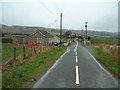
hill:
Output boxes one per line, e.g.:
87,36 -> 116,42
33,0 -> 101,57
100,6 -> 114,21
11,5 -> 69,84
1,24 -> 118,38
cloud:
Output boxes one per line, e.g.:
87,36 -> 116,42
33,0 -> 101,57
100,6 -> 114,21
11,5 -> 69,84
1,1 -> 118,32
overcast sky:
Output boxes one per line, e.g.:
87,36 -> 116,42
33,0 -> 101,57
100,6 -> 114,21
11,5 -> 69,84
0,0 -> 119,32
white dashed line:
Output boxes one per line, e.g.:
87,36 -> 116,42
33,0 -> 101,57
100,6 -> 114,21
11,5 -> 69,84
74,49 -> 76,52
75,66 -> 80,84
75,52 -> 77,56
76,55 -> 78,62
75,41 -> 80,85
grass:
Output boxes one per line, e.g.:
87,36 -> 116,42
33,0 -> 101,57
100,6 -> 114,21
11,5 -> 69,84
62,38 -> 69,42
2,46 -> 67,88
84,45 -> 119,78
2,43 -> 29,61
0,43 -> 2,49
91,38 -> 119,45
2,35 -> 12,39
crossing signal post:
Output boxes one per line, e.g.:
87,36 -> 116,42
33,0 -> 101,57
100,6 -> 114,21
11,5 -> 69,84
85,22 -> 88,40
85,22 -> 88,44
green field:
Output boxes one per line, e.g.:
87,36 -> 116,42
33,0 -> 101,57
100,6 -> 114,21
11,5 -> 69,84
84,45 -> 119,78
2,46 -> 67,88
2,43 -> 29,61
91,38 -> 119,45
2,35 -> 12,39
62,38 -> 69,42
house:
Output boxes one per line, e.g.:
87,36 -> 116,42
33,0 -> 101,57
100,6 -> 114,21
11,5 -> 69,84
12,30 -> 54,45
12,34 -> 29,44
51,35 -> 60,44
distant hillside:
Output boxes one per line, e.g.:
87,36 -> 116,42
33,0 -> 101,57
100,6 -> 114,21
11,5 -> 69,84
1,24 -> 118,38
71,30 -> 118,38
1,24 -> 48,34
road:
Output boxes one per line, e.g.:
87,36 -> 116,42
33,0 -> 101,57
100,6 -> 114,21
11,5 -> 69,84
31,41 -> 118,88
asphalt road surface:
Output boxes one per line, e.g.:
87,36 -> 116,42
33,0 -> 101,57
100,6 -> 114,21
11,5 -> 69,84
32,41 -> 118,88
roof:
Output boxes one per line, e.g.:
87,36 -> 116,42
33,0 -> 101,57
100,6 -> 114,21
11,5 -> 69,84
12,34 -> 30,37
37,30 -> 53,37
12,30 -> 53,38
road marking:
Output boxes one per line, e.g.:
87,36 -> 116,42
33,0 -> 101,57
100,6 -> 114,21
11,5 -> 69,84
76,56 -> 78,62
74,41 -> 78,52
76,41 -> 78,49
75,66 -> 80,84
88,52 -> 112,77
75,52 -> 77,56
74,49 -> 76,52
87,51 -> 118,85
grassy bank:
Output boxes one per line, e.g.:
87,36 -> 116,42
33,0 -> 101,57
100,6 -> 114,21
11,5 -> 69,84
2,46 -> 67,88
84,45 -> 119,78
91,38 -> 119,45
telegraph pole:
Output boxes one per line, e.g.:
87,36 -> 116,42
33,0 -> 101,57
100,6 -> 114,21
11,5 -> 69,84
60,13 -> 62,46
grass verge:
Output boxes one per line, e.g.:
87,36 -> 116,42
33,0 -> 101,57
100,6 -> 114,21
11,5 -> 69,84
2,46 -> 67,88
91,38 -> 119,45
84,44 -> 119,79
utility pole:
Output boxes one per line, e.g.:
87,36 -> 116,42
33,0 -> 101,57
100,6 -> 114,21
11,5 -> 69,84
60,13 -> 62,46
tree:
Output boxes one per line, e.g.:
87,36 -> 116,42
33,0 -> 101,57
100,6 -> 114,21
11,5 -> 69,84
2,33 -> 5,37
65,31 -> 71,36
88,36 -> 91,40
64,31 -> 72,38
74,34 -> 76,38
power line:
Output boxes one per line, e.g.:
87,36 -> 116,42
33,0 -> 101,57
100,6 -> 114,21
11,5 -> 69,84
50,2 -> 61,13
50,17 -> 59,27
38,1 -> 58,17
38,1 -> 82,30
38,1 -> 60,28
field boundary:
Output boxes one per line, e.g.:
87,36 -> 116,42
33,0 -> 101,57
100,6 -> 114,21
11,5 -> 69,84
2,45 -> 54,72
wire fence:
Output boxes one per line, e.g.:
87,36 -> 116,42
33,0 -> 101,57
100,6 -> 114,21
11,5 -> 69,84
2,45 -> 55,68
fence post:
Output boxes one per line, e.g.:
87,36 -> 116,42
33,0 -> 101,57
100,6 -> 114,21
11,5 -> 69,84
31,46 -> 32,56
23,46 -> 25,60
34,47 -> 37,54
41,45 -> 43,51
42,45 -> 44,51
39,46 -> 41,53
13,47 -> 16,60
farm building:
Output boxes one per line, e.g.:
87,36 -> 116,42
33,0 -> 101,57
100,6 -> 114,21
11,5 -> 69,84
12,30 -> 58,45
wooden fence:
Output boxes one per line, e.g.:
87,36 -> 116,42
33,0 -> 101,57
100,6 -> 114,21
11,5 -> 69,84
2,45 -> 54,69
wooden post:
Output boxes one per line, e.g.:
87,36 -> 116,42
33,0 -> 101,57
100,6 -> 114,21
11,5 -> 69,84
46,42 -> 47,50
31,46 -> 32,56
40,46 -> 41,53
43,44 -> 44,51
13,47 -> 16,60
23,46 -> 25,60
34,47 -> 37,54
41,45 -> 42,52
60,13 -> 62,46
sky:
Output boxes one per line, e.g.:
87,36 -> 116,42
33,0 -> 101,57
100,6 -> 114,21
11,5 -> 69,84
0,0 -> 119,32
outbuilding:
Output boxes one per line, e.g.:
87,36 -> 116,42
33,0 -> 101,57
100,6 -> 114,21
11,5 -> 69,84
12,30 -> 54,45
